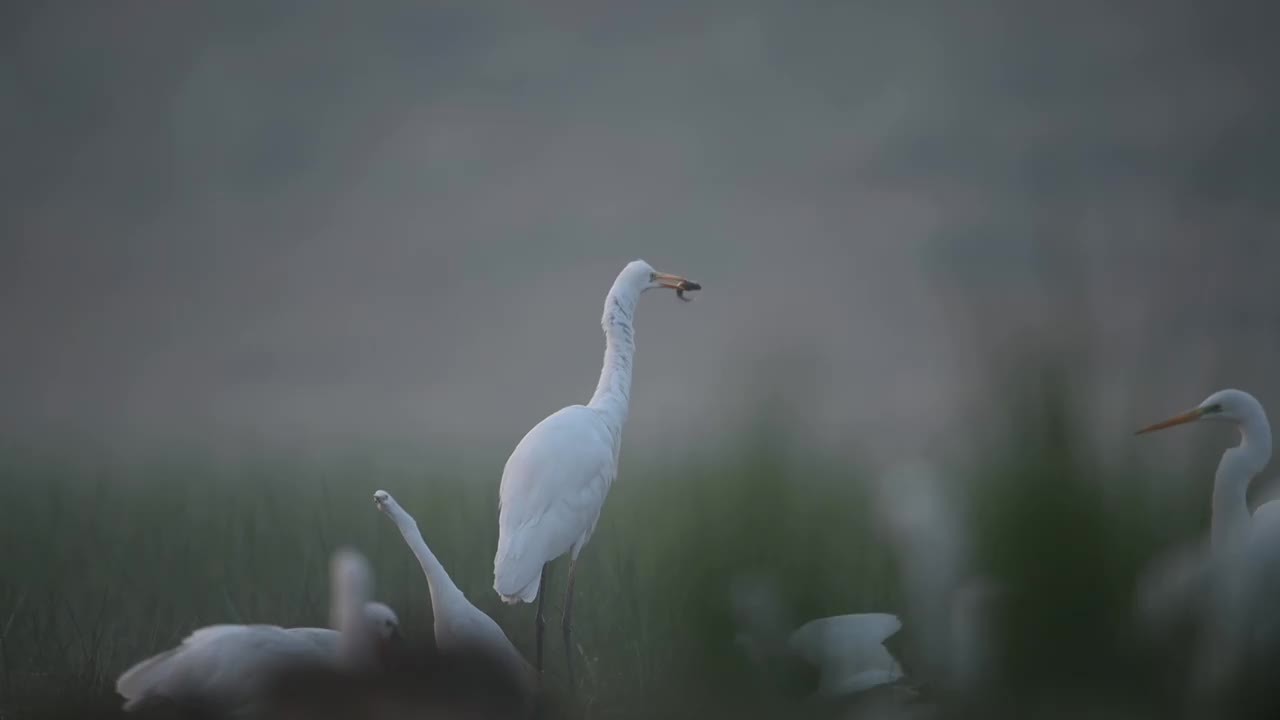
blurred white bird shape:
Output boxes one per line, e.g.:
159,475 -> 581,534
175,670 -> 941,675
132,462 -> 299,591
492,259 -> 700,681
729,574 -> 906,700
874,459 -> 1005,695
116,547 -> 399,714
788,613 -> 906,698
373,490 -> 536,693
1135,388 -> 1280,690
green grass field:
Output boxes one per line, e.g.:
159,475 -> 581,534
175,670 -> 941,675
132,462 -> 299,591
0,381 -> 1239,719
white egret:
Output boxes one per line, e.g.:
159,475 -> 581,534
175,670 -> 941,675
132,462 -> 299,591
788,613 -> 906,698
729,575 -> 907,700
492,259 -> 701,680
372,490 -> 536,693
116,548 -> 399,714
1136,389 -> 1280,689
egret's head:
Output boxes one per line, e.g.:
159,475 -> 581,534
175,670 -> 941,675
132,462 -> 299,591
1136,388 -> 1264,434
619,259 -> 701,301
372,489 -> 399,514
362,602 -> 401,641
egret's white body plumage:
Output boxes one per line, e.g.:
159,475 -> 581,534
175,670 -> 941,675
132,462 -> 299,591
116,549 -> 397,713
495,405 -> 617,603
373,490 -> 535,689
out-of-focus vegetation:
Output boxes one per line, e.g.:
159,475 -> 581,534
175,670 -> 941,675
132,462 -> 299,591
0,366 -> 1276,719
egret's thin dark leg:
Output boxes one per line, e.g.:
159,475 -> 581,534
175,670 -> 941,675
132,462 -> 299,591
535,562 -> 550,674
562,557 -> 579,687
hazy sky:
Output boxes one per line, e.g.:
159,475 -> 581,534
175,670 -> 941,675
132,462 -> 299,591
3,0 -> 1277,462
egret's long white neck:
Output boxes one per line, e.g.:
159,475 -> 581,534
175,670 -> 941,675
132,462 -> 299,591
588,286 -> 639,446
384,505 -> 465,612
1211,408 -> 1272,550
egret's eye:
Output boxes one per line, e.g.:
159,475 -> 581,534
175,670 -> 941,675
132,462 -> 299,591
1204,403 -> 1224,414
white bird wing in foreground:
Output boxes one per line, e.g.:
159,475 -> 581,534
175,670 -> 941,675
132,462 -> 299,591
788,613 -> 905,698
116,624 -> 337,710
494,405 -> 615,603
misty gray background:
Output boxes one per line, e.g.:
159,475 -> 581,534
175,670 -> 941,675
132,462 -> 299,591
2,0 -> 1277,467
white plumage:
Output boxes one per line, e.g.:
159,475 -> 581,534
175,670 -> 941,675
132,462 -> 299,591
729,575 -> 909,700
372,489 -> 535,692
116,549 -> 398,713
1135,388 -> 1280,695
788,613 -> 905,698
492,259 -> 700,677
494,405 -> 615,603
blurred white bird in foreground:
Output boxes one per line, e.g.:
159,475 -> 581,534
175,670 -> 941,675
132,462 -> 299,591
729,575 -> 905,700
788,613 -> 906,698
116,548 -> 399,715
493,259 -> 700,681
373,490 -> 535,695
1135,388 -> 1280,694
874,460 -> 1004,696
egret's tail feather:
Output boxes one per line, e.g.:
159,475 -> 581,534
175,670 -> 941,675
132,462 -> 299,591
493,532 -> 546,604
494,574 -> 540,604
116,649 -> 179,708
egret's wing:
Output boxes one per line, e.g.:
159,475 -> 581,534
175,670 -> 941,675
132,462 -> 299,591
1243,498 -> 1280,646
282,627 -> 340,653
117,625 -> 255,706
494,405 -> 615,602
116,624 -> 326,710
1249,496 -> 1280,541
789,613 -> 904,697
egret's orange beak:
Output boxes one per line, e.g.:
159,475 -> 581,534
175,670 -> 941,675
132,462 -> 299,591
653,272 -> 701,300
1135,407 -> 1205,435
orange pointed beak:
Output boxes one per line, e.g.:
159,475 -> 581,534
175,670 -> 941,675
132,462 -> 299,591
1135,407 -> 1205,435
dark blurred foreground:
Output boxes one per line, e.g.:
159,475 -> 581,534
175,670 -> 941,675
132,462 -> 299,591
28,640 -> 544,720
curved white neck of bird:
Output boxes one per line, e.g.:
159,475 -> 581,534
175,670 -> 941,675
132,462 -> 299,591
385,505 -> 466,611
1212,408 -> 1272,551
588,284 -> 639,443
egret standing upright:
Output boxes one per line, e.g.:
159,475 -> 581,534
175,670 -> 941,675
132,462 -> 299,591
1136,389 -> 1280,695
493,260 -> 700,682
